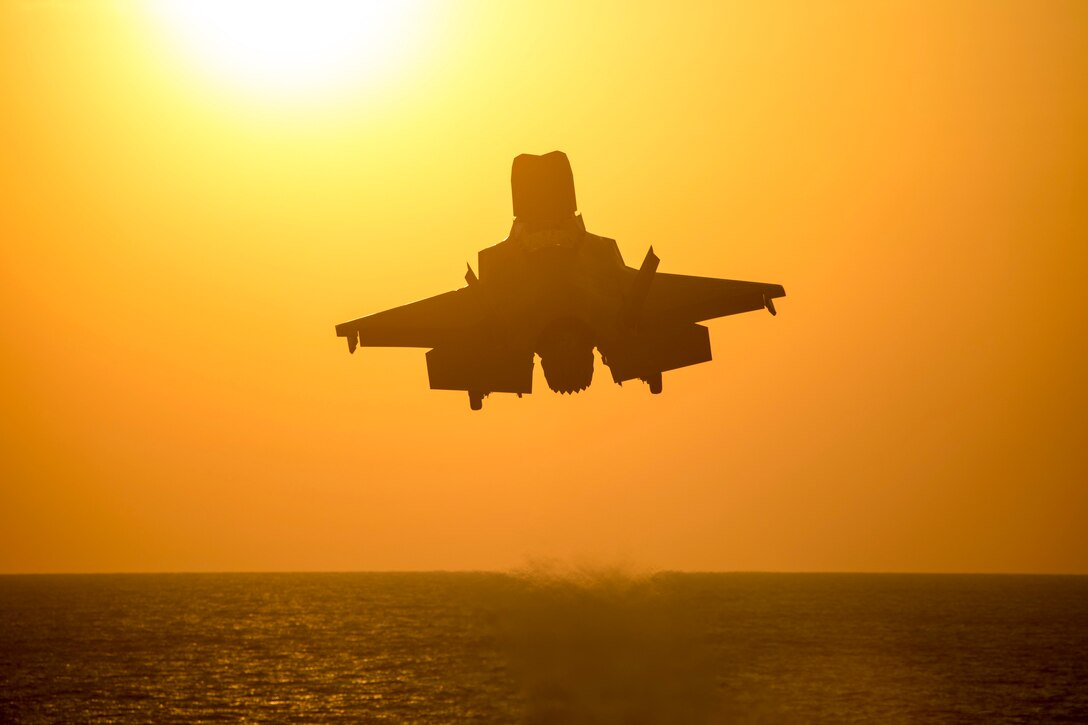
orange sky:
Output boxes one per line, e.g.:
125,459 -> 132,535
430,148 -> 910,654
2,1 -> 1086,574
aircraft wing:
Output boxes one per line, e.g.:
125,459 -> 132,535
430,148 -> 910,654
335,287 -> 486,353
643,272 -> 785,324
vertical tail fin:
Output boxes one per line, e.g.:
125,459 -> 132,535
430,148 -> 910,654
625,246 -> 659,324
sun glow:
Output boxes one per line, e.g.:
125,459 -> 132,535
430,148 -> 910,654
148,0 -> 428,101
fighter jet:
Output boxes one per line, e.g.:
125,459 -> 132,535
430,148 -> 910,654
335,151 -> 785,410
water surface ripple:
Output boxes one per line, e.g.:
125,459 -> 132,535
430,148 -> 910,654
1,573 -> 1085,723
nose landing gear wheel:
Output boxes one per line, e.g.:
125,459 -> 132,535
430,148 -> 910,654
468,391 -> 484,411
645,372 -> 662,395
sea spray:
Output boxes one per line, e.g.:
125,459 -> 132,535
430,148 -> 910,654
490,560 -> 721,724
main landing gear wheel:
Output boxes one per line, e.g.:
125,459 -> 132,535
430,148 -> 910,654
468,391 -> 484,411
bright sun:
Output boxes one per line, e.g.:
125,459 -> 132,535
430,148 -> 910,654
149,0 -> 427,101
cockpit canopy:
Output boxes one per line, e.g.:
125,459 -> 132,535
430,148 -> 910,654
511,150 -> 577,222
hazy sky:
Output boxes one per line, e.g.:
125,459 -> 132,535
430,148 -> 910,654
2,1 -> 1085,574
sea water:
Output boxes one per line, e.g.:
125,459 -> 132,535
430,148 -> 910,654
1,572 -> 1085,723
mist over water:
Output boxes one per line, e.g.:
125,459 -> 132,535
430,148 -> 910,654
495,562 -> 719,723
1,571 -> 1085,723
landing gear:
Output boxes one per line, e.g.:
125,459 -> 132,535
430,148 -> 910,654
645,372 -> 662,395
468,391 -> 485,411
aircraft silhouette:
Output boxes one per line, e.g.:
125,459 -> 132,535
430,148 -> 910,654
335,151 -> 785,410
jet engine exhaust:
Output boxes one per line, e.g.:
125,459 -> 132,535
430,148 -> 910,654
537,319 -> 595,394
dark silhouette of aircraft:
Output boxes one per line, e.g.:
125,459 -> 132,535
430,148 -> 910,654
335,151 -> 785,410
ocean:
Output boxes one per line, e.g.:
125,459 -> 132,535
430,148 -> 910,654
1,572 -> 1085,723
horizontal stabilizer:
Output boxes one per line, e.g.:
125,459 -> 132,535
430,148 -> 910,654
427,344 -> 533,394
602,323 -> 712,383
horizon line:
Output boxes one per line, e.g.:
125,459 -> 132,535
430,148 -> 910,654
2,569 -> 1085,577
